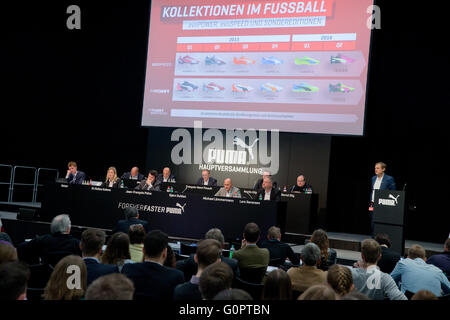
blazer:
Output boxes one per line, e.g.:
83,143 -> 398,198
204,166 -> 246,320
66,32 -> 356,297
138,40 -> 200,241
136,179 -> 161,191
101,178 -> 122,189
66,171 -> 86,185
287,265 -> 327,292
195,177 -> 218,186
378,246 -> 401,274
122,261 -> 185,300
214,186 -> 241,198
232,245 -> 270,270
259,239 -> 300,265
256,188 -> 281,201
17,233 -> 81,265
371,174 -> 396,191
112,217 -> 150,234
84,257 -> 119,286
156,174 -> 176,183
176,254 -> 240,281
121,172 -> 145,181
253,178 -> 278,191
173,278 -> 202,301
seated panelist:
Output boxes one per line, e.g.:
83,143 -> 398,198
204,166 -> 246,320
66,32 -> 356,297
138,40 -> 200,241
136,170 -> 161,191
195,169 -> 217,186
101,167 -> 121,188
291,175 -> 313,193
65,161 -> 86,185
156,167 -> 176,183
121,167 -> 145,181
256,177 -> 281,201
214,178 -> 241,198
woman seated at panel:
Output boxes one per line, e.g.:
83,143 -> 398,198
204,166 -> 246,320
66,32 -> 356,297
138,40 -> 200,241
102,166 -> 121,188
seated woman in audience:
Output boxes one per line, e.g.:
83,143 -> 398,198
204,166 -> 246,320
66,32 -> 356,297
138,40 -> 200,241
101,232 -> 133,272
327,264 -> 354,296
310,229 -> 337,271
102,166 -> 121,188
298,284 -> 337,300
263,269 -> 292,300
0,241 -> 18,264
128,224 -> 145,263
43,255 -> 87,300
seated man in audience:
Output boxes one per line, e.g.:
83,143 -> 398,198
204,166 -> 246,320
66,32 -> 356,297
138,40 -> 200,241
287,243 -> 327,293
156,167 -> 176,183
260,226 -> 300,266
121,167 -> 145,181
17,214 -> 81,265
80,228 -> 118,286
256,177 -> 281,201
65,161 -> 86,185
195,169 -> 217,186
290,174 -> 313,193
253,171 -> 278,191
0,261 -> 30,300
174,239 -> 222,300
390,244 -> 450,297
351,239 -> 407,300
233,223 -> 269,281
0,241 -> 18,264
112,207 -> 150,234
374,233 -> 401,274
199,262 -> 234,300
122,230 -> 184,300
426,238 -> 450,276
136,170 -> 161,191
85,273 -> 135,300
214,178 -> 241,198
176,228 -> 239,280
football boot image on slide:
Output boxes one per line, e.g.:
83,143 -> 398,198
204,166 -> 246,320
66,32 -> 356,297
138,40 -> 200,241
330,54 -> 355,64
262,56 -> 284,65
292,83 -> 319,93
178,55 -> 200,64
233,56 -> 256,65
176,81 -> 199,92
260,83 -> 283,93
329,83 -> 355,93
232,84 -> 254,92
205,56 -> 226,65
294,57 -> 320,65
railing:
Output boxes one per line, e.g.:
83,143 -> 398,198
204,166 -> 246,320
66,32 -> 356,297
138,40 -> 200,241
0,164 -> 59,203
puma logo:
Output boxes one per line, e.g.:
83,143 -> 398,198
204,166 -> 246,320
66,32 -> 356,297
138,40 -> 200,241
389,194 -> 400,204
233,137 -> 259,160
176,203 -> 186,213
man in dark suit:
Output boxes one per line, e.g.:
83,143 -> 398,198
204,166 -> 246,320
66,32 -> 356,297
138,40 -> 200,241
290,174 -> 313,193
65,161 -> 86,185
195,169 -> 217,186
112,207 -> 150,234
256,177 -> 281,201
260,226 -> 300,266
176,228 -> 240,281
156,167 -> 176,183
17,214 -> 81,265
370,162 -> 396,234
122,230 -> 184,300
136,170 -> 161,191
121,167 -> 145,181
174,239 -> 222,300
80,228 -> 118,286
374,233 -> 401,274
253,170 -> 278,191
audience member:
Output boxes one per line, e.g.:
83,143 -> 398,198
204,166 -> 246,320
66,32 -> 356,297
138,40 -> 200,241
101,166 -> 122,188
43,255 -> 87,300
0,232 -> 13,244
80,228 -> 118,286
233,223 -> 269,282
199,262 -> 233,300
411,290 -> 438,300
327,264 -> 354,296
174,239 -> 222,300
374,233 -> 401,274
0,241 -> 18,264
310,229 -> 337,271
164,245 -> 176,268
176,228 -> 239,280
101,232 -> 134,272
298,284 -> 336,300
122,230 -> 184,300
213,288 -> 252,300
263,269 -> 292,300
390,244 -> 450,297
85,273 -> 134,300
341,292 -> 371,300
287,243 -> 327,293
17,214 -> 81,265
121,167 -> 145,181
128,224 -> 145,263
426,238 -> 450,275
0,261 -> 30,300
136,170 -> 161,191
260,226 -> 300,266
112,207 -> 150,234
351,239 -> 406,300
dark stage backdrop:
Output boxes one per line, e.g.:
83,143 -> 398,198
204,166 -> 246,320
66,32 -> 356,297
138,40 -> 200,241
1,1 -> 449,243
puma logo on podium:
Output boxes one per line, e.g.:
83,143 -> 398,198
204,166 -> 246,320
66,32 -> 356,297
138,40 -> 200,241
388,194 -> 400,205
233,137 -> 259,160
378,194 -> 400,206
176,202 -> 186,213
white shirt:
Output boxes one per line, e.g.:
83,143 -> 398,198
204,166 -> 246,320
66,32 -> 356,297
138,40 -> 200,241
371,174 -> 384,202
108,181 -> 114,188
203,179 -> 209,186
163,177 -> 168,182
264,190 -> 271,200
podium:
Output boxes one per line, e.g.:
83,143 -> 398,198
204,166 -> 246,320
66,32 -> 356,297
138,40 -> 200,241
373,190 -> 406,255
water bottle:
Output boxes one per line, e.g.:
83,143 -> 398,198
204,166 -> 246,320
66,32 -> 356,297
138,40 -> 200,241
170,186 -> 174,193
283,185 -> 287,192
258,193 -> 263,200
120,180 -> 124,188
167,186 -> 171,192
229,245 -> 235,259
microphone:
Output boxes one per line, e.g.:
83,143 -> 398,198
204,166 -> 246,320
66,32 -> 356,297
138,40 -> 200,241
403,183 -> 407,191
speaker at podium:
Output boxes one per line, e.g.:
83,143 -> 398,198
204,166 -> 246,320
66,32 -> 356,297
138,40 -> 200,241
373,190 -> 406,255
